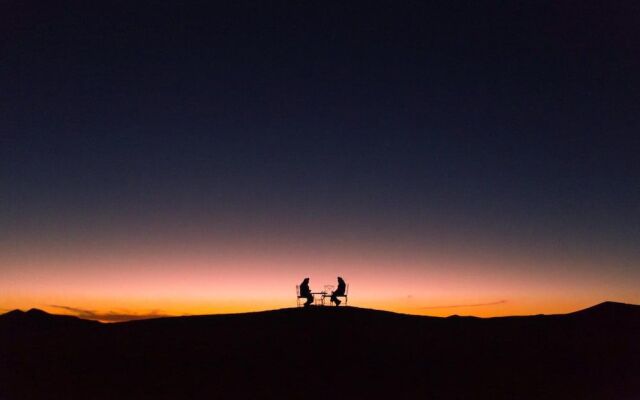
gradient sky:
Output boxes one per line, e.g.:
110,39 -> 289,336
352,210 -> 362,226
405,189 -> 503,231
2,1 -> 640,321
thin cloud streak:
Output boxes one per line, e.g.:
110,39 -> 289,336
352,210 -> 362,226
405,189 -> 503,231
49,305 -> 168,322
420,300 -> 507,310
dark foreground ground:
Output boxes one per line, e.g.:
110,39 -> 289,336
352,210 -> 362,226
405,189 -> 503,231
1,302 -> 639,400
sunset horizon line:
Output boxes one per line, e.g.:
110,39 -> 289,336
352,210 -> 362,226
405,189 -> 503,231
4,299 -> 635,323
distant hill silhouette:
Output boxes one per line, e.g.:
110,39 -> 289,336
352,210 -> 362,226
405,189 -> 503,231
1,302 -> 639,399
568,300 -> 640,318
0,308 -> 98,329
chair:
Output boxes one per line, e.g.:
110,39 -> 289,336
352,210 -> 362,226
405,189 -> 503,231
327,284 -> 349,306
295,285 -> 305,307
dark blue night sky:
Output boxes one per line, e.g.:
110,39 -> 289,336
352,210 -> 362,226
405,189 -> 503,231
2,1 -> 640,308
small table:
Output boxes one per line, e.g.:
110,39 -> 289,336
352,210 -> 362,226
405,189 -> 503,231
311,292 -> 328,306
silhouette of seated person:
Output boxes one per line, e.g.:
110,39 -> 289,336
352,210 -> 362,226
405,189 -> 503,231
299,278 -> 314,307
330,276 -> 346,306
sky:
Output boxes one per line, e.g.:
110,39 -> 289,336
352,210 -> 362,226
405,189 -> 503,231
2,1 -> 639,321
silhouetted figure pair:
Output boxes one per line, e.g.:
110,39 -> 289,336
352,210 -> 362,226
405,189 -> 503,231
299,278 -> 313,307
330,276 -> 346,306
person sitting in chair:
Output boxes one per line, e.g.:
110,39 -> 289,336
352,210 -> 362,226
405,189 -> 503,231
300,277 -> 314,307
330,276 -> 346,306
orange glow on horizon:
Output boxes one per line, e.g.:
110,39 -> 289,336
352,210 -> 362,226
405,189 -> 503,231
0,294 -> 616,322
2,231 -> 639,322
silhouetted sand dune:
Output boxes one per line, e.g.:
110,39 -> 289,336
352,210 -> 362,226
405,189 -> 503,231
1,303 -> 638,400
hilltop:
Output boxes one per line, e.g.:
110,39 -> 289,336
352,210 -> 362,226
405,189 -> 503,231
1,302 -> 639,399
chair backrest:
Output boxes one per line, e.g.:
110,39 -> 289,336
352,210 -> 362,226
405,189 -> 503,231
345,284 -> 349,295
295,285 -> 300,297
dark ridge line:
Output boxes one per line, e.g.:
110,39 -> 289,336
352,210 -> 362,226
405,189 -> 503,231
2,301 -> 639,325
